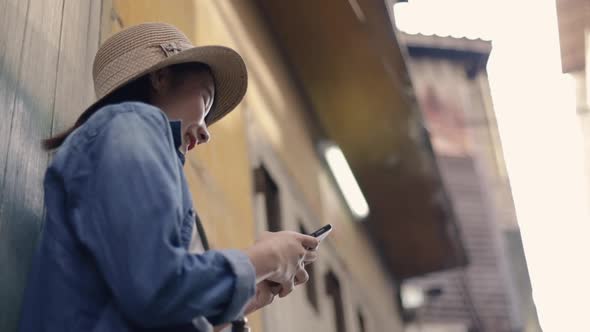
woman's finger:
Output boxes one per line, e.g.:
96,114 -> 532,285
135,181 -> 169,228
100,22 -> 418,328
303,249 -> 318,262
279,278 -> 295,298
294,267 -> 309,286
299,234 -> 320,251
256,287 -> 275,307
267,281 -> 282,295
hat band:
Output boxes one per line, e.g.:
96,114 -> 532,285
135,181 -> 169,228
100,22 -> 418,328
94,39 -> 193,98
160,41 -> 192,57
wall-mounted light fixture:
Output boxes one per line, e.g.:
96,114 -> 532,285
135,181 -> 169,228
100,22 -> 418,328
321,142 -> 370,219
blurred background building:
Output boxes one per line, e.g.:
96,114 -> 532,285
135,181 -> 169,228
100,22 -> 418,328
397,32 -> 542,332
556,0 -> 590,203
0,0 -> 542,331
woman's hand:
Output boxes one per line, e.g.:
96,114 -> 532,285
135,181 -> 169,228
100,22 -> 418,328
244,262 -> 313,314
213,278 -> 303,332
244,280 -> 282,315
244,231 -> 318,295
213,232 -> 318,332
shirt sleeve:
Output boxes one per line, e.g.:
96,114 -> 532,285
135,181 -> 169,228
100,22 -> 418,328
72,105 -> 255,328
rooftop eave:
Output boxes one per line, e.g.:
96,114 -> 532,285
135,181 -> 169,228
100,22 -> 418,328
399,32 -> 492,78
254,0 -> 468,279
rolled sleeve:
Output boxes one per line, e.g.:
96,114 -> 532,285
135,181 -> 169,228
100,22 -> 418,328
205,249 -> 256,325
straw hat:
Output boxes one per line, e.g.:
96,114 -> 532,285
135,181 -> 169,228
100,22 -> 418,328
83,22 -> 248,125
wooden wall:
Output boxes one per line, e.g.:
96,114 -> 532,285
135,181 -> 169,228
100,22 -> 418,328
0,0 -> 101,330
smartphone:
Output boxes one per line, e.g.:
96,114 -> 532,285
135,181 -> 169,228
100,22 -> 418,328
309,224 -> 333,242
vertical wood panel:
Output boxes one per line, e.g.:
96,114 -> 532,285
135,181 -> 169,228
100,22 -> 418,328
0,0 -> 103,328
86,0 -> 102,99
52,0 -> 97,132
0,0 -> 64,330
0,0 -> 32,329
0,0 -> 30,206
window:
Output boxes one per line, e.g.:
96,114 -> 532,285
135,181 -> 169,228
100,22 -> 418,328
254,166 -> 281,232
325,270 -> 347,332
299,224 -> 319,312
357,309 -> 367,332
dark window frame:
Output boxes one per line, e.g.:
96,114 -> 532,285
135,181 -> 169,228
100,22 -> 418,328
254,165 -> 282,232
325,270 -> 347,332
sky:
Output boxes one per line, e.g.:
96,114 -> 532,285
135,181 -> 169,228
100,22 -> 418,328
393,0 -> 590,331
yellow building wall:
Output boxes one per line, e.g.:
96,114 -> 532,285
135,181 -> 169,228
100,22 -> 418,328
109,1 -> 404,331
111,1 -> 256,250
110,1 -> 263,329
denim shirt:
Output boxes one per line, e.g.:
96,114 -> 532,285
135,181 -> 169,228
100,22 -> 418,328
18,102 -> 256,332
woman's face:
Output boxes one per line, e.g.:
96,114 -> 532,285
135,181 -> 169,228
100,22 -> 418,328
150,67 -> 215,154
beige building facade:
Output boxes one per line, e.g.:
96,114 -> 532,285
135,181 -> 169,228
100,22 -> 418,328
399,33 -> 541,332
556,0 -> 590,209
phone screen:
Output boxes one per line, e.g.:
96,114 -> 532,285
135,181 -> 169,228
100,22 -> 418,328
309,224 -> 332,241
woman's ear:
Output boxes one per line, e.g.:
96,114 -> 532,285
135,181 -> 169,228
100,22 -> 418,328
149,68 -> 171,95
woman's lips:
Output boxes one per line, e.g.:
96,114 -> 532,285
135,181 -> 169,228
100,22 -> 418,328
187,134 -> 196,151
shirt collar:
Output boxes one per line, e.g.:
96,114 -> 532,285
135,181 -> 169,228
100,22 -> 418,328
168,120 -> 186,165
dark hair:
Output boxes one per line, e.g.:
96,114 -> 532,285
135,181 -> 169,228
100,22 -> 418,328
42,62 -> 211,151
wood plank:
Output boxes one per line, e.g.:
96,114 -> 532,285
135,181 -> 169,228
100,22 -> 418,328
52,0 -> 97,133
0,2 -> 30,330
86,0 -> 102,100
0,0 -> 64,330
0,0 -> 30,207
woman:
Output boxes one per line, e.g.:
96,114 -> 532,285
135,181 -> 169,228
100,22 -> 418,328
18,22 -> 318,332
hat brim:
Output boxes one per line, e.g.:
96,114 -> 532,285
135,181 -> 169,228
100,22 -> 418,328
81,45 -> 248,126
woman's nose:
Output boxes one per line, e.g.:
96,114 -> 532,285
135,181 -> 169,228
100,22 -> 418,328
196,126 -> 210,144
